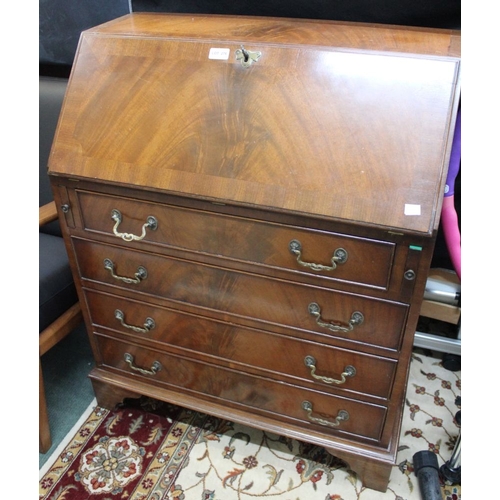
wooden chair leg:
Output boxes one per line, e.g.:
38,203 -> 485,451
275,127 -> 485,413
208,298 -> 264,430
39,359 -> 52,454
38,303 -> 83,454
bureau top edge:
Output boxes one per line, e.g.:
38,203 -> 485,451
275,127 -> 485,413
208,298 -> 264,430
85,12 -> 460,57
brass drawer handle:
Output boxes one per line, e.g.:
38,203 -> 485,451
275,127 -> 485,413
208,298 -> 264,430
104,258 -> 148,284
289,239 -> 347,272
124,353 -> 161,376
111,209 -> 158,242
302,401 -> 349,428
308,302 -> 363,333
114,309 -> 155,334
304,356 -> 356,385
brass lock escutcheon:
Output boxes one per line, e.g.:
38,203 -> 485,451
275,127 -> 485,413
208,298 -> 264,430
235,45 -> 261,67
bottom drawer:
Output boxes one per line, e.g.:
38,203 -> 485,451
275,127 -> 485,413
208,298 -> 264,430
94,334 -> 387,442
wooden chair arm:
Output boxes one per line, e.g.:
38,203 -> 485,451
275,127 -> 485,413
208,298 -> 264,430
39,201 -> 58,226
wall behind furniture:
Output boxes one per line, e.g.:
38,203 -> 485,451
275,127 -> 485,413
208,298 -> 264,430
40,0 -> 131,73
132,0 -> 460,28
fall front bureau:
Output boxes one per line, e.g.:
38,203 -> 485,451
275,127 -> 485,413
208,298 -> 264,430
48,13 -> 461,492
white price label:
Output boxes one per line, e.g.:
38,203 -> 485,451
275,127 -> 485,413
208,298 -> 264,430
404,204 -> 421,216
209,48 -> 230,60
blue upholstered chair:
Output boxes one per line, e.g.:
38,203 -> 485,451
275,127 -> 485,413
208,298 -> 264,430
39,77 -> 83,453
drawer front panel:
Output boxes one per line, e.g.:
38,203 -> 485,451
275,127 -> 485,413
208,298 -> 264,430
85,289 -> 397,399
76,190 -> 395,289
73,239 -> 408,350
95,334 -> 387,441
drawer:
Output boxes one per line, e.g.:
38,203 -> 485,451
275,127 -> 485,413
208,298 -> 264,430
95,334 -> 387,441
73,238 -> 408,350
85,289 -> 397,399
75,190 -> 395,290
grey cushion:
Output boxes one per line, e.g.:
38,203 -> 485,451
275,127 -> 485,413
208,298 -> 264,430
39,77 -> 79,334
39,232 -> 78,332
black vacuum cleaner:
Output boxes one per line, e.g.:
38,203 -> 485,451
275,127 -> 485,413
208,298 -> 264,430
413,397 -> 461,499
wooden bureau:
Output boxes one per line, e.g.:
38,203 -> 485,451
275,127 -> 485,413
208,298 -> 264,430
48,13 -> 461,492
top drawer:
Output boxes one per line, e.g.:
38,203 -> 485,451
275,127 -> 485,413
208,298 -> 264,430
75,190 -> 395,290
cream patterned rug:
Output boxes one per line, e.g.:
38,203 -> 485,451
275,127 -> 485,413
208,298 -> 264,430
39,351 -> 460,499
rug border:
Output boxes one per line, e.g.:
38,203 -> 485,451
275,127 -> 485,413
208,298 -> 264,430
39,397 -> 98,479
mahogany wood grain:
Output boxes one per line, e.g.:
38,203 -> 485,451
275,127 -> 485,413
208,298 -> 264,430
80,13 -> 461,57
73,238 -> 408,351
84,288 -> 397,400
49,14 -> 460,492
325,447 -> 393,493
94,333 -> 387,442
50,14 -> 460,234
90,375 -> 141,410
75,190 -> 396,290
